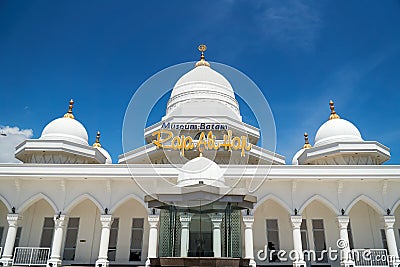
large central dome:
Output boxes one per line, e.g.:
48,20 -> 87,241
165,55 -> 241,120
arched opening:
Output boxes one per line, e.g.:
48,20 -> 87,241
112,198 -> 148,264
391,200 -> 400,250
0,200 -> 9,248
18,199 -> 55,248
253,198 -> 292,265
301,199 -> 338,264
64,199 -> 102,265
348,200 -> 384,249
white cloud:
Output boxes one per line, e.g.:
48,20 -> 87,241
257,0 -> 322,50
0,126 -> 33,163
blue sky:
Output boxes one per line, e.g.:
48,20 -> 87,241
0,0 -> 400,163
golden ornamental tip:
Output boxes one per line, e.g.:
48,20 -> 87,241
195,44 -> 210,68
63,99 -> 75,119
329,100 -> 340,120
198,146 -> 204,157
303,132 -> 312,149
93,131 -> 102,148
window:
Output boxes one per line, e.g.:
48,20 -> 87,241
266,219 -> 280,262
129,218 -> 144,261
300,219 -> 309,250
312,219 -> 327,263
63,218 -> 79,261
380,229 -> 388,249
14,227 -> 22,248
40,218 -> 54,247
108,218 -> 119,261
347,221 -> 354,249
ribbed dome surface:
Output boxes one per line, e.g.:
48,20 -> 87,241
171,66 -> 234,97
166,66 -> 240,119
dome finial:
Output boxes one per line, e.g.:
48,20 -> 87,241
63,99 -> 75,119
195,44 -> 211,68
303,132 -> 312,149
93,131 -> 101,148
198,145 -> 204,157
329,100 -> 340,120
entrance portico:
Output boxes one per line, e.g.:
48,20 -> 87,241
144,182 -> 256,266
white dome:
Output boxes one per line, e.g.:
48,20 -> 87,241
172,66 -> 234,97
40,117 -> 89,146
177,156 -> 225,187
166,66 -> 240,119
97,147 -> 112,164
315,118 -> 363,147
292,148 -> 305,165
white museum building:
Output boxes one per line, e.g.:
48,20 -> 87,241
0,47 -> 400,267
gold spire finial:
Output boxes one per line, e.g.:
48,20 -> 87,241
195,44 -> 211,68
198,146 -> 204,157
93,131 -> 102,148
303,132 -> 312,149
63,99 -> 75,119
329,100 -> 340,120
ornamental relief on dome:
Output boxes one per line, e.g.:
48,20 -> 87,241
166,99 -> 239,114
168,87 -> 238,106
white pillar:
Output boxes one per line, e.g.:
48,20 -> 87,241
47,215 -> 67,267
383,216 -> 400,266
243,214 -> 256,267
211,214 -> 222,257
291,216 -> 305,267
0,214 -> 21,266
95,215 -> 114,267
180,213 -> 192,257
145,214 -> 160,267
337,215 -> 354,267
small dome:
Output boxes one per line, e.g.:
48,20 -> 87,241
97,147 -> 112,164
292,148 -> 305,165
40,117 -> 89,146
315,118 -> 362,147
177,156 -> 225,187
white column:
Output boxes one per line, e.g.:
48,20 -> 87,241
95,215 -> 114,267
145,214 -> 160,267
243,214 -> 256,267
383,216 -> 400,266
211,214 -> 222,257
291,216 -> 305,267
180,213 -> 192,257
47,215 -> 67,267
0,214 -> 21,266
337,215 -> 353,267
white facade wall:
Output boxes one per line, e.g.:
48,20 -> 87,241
0,168 -> 400,266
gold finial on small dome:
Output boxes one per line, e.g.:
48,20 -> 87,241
63,99 -> 75,119
93,131 -> 102,148
198,145 -> 204,157
329,100 -> 340,120
195,44 -> 211,68
303,132 -> 312,149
